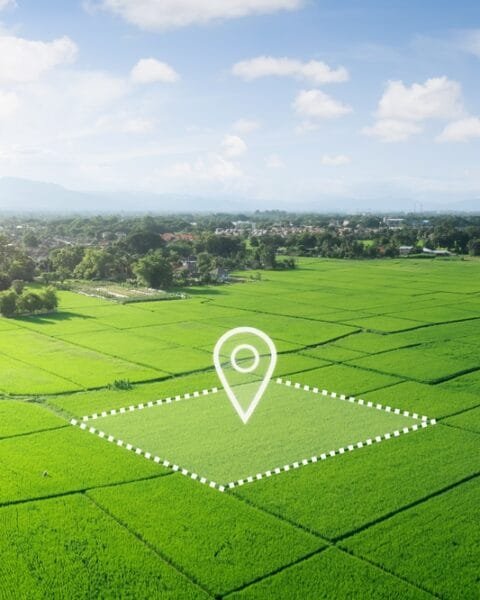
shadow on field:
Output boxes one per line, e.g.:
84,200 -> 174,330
177,287 -> 226,296
15,311 -> 96,325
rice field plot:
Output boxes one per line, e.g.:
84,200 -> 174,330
363,381 -> 480,419
440,369 -> 480,396
349,341 -> 480,383
234,425 -> 480,539
301,344 -> 369,362
56,290 -> 109,309
0,494 -> 206,599
59,329 -> 194,374
131,320 -> 227,349
343,478 -> 480,599
444,406 -> 480,434
0,354 -> 81,395
343,315 -> 427,333
228,547 -> 430,600
1,257 -> 479,597
206,313 -> 357,349
13,310 -> 114,337
285,364 -> 402,395
48,364 -> 269,416
0,427 -> 164,504
0,329 -> 160,389
134,297 -> 244,320
386,305 -> 479,325
0,400 -> 65,438
74,378 -> 422,487
333,331 -> 416,354
68,304 -> 174,330
88,475 -> 324,597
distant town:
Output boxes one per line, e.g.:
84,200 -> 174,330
0,212 -> 478,313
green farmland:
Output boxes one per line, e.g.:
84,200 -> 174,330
1,258 -> 479,598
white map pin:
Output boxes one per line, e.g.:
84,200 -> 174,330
213,327 -> 277,424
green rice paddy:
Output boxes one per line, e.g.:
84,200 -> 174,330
0,257 -> 478,598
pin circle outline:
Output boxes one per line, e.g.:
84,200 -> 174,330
231,344 -> 260,374
213,326 -> 277,424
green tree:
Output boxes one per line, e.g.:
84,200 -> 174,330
468,239 -> 480,256
0,272 -> 11,291
7,255 -> 35,281
50,246 -> 85,277
0,290 -> 17,317
11,280 -> 24,294
23,231 -> 39,248
259,243 -> 277,269
17,291 -> 43,314
126,231 -> 164,255
74,248 -> 129,280
41,287 -> 58,311
134,251 -> 173,289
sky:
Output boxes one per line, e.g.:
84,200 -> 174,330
0,0 -> 480,211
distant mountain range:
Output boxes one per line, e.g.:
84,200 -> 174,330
0,177 -> 478,214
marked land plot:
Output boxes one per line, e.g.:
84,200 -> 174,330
72,378 -> 435,491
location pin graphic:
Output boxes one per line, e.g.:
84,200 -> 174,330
213,327 -> 277,424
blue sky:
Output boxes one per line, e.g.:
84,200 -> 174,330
0,0 -> 479,210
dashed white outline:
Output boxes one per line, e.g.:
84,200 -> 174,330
71,377 -> 436,493
79,387 -> 219,422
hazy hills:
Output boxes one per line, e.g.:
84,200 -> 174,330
0,177 -> 478,214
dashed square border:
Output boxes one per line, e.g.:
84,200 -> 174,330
71,378 -> 436,493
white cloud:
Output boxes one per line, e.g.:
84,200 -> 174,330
232,118 -> 260,134
163,154 -> 243,181
437,117 -> 480,142
63,71 -> 129,113
232,56 -> 348,84
0,34 -> 77,83
265,154 -> 284,169
222,134 -> 247,157
0,1 -> 16,10
364,77 -> 464,142
94,114 -> 155,135
362,119 -> 422,143
293,89 -> 352,119
457,29 -> 480,58
377,77 -> 463,122
130,58 -> 179,84
321,154 -> 351,166
99,0 -> 303,31
0,90 -> 19,120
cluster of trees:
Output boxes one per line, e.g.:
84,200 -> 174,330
0,234 -> 35,290
0,282 -> 58,317
43,226 -> 294,289
280,217 -> 480,259
282,232 -> 400,258
1,213 -> 480,294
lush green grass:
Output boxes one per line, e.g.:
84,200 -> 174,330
0,494 -> 207,599
0,257 -> 479,597
344,478 -> 480,599
0,427 -> 165,504
228,547 -> 430,599
94,382 -> 415,484
444,406 -> 480,433
350,342 -> 480,383
0,400 -> 65,438
0,329 -> 160,389
363,381 -> 480,419
89,475 -> 323,596
234,425 -> 480,539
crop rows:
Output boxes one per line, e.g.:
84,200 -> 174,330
0,258 -> 478,597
